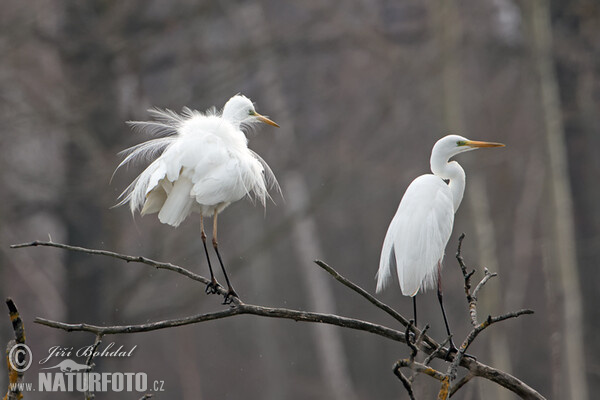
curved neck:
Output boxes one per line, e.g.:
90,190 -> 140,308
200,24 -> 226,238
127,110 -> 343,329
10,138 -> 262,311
431,157 -> 466,213
221,109 -> 243,128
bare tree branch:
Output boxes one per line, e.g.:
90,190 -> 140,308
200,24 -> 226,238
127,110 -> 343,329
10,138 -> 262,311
4,298 -> 27,400
472,268 -> 497,302
11,239 -> 544,399
35,304 -> 408,343
10,240 -> 242,305
314,260 -> 439,352
392,365 -> 416,400
390,234 -> 541,400
83,334 -> 103,400
449,373 -> 474,397
424,335 -> 451,366
448,309 -> 534,382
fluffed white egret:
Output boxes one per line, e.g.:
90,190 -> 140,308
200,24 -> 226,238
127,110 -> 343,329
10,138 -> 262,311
116,94 -> 280,303
376,134 -> 504,351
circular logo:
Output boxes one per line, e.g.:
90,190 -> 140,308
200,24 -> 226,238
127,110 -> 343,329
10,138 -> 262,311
8,343 -> 32,372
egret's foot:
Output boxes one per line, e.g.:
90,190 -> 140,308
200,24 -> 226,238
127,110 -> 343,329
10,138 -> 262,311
445,344 -> 458,361
444,342 -> 476,361
222,288 -> 239,305
443,338 -> 460,361
205,279 -> 222,295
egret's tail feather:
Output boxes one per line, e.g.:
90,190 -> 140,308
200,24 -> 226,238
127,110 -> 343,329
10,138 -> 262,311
158,176 -> 194,227
376,246 -> 395,293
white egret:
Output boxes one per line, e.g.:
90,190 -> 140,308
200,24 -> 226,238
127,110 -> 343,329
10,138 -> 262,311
116,94 -> 280,303
376,134 -> 504,351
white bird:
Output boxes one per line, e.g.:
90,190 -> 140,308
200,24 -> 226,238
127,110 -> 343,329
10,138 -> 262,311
376,134 -> 504,351
116,94 -> 280,303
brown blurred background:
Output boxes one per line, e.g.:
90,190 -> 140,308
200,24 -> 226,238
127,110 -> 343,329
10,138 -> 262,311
1,0 -> 599,399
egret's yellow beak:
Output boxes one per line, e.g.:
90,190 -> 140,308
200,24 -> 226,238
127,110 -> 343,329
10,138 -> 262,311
254,112 -> 279,127
465,140 -> 505,148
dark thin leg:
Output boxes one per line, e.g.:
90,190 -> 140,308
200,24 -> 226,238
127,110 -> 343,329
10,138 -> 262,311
213,212 -> 238,304
412,296 -> 418,328
437,262 -> 458,355
201,216 -> 220,294
407,296 -> 418,343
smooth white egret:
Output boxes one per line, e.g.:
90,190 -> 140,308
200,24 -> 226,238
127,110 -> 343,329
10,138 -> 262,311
376,134 -> 504,351
116,94 -> 280,303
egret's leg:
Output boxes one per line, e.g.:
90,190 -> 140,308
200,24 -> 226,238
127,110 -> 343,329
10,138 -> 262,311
201,215 -> 220,294
437,262 -> 458,355
412,296 -> 418,328
212,211 -> 239,304
408,296 -> 418,343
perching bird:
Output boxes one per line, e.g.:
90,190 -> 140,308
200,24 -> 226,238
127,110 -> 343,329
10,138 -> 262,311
376,134 -> 504,352
116,94 -> 280,303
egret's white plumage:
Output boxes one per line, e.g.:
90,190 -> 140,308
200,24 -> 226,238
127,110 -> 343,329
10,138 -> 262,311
376,135 -> 505,297
377,174 -> 454,296
116,94 -> 279,227
115,94 -> 279,303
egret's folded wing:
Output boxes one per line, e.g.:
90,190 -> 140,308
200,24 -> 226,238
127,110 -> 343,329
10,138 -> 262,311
377,175 -> 454,296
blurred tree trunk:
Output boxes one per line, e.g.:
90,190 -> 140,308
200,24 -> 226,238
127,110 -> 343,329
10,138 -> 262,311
284,172 -> 357,400
430,2 -> 510,399
58,2 -> 120,326
550,1 -> 600,394
528,1 -> 588,399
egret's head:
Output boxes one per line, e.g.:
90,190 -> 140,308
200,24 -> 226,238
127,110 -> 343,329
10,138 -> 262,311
432,134 -> 505,160
222,94 -> 279,129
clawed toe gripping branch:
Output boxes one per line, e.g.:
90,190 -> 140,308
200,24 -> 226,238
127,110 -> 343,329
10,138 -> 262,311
9,235 -> 543,399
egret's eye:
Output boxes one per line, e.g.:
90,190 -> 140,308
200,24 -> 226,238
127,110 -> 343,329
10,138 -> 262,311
457,140 -> 467,146
248,109 -> 255,116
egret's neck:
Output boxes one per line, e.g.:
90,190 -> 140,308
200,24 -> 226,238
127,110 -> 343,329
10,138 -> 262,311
431,157 -> 465,213
221,109 -> 243,128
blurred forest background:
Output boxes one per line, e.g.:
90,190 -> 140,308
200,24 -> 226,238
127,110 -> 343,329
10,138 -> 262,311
1,0 -> 599,399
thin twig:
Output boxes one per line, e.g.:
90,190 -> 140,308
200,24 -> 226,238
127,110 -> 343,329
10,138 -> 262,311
85,334 -> 103,367
467,268 -> 498,326
393,363 -> 416,400
84,332 -> 103,399
456,234 -> 475,291
448,309 -> 534,381
449,373 -> 474,397
395,358 -> 447,382
415,324 -> 430,349
455,233 -> 471,280
314,260 -> 409,325
424,336 -> 451,366
10,240 -> 242,305
472,268 -> 497,300
314,260 -> 439,352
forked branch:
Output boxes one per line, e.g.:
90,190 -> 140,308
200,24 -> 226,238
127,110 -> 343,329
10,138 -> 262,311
392,234 -> 539,399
